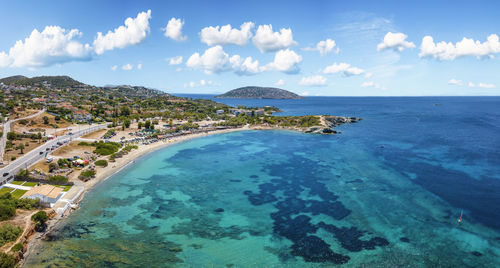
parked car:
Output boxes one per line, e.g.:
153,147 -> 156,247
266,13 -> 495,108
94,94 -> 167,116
2,172 -> 9,177
39,151 -> 44,155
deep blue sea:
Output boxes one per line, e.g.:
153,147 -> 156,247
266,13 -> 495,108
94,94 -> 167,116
26,96 -> 500,267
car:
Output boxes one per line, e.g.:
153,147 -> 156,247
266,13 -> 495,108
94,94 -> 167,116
39,151 -> 44,155
68,132 -> 73,135
46,148 -> 50,151
2,173 -> 9,177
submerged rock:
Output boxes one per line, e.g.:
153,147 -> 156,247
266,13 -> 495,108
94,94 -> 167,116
214,208 -> 225,213
400,237 -> 410,243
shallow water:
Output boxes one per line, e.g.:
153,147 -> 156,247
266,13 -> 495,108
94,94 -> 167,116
25,97 -> 500,267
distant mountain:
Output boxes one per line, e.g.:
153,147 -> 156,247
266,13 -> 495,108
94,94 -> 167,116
216,86 -> 303,99
0,75 -> 85,88
0,75 -> 28,84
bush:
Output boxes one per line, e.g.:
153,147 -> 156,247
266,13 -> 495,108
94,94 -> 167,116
94,160 -> 108,167
11,243 -> 23,252
79,170 -> 96,181
32,211 -> 49,232
92,141 -> 121,156
0,252 -> 15,268
10,156 -> 16,161
0,223 -> 22,247
78,141 -> 90,146
48,175 -> 68,183
0,204 -> 15,221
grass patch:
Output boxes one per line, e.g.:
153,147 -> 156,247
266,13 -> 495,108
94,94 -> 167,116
10,181 -> 24,185
54,185 -> 72,192
23,182 -> 38,187
0,188 -> 13,195
11,189 -> 27,199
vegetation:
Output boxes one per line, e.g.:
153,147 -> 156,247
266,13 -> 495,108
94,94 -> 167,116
0,223 -> 22,247
0,252 -> 15,268
95,159 -> 108,167
11,243 -> 23,252
48,175 -> 68,183
79,170 -> 96,181
0,192 -> 40,220
31,211 -> 49,232
216,86 -> 303,99
92,141 -> 121,155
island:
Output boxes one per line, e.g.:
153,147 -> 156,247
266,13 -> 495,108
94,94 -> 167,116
215,86 -> 304,99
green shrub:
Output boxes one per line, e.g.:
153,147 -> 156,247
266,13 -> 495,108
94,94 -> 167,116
94,160 -> 108,167
32,211 -> 49,232
78,141 -> 90,146
0,203 -> 15,221
48,175 -> 68,183
11,243 -> 23,252
93,141 -> 121,156
0,252 -> 15,268
0,223 -> 22,247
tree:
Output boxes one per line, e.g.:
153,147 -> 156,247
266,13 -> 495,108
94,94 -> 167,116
124,119 -> 131,128
17,143 -> 24,154
120,106 -> 131,116
0,252 -> 15,268
144,120 -> 151,129
15,169 -> 29,180
42,116 -> 49,124
48,163 -> 57,173
6,132 -> 17,141
137,122 -> 143,129
32,211 -> 49,232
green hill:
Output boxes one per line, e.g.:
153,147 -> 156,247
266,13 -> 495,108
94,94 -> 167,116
216,86 -> 303,99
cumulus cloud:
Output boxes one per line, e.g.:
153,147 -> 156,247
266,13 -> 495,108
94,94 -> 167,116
94,10 -> 152,55
275,79 -> 285,86
299,75 -> 327,86
186,45 -> 232,74
323,62 -> 364,76
448,79 -> 463,86
419,34 -> 500,60
184,79 -> 215,88
253,25 -> 297,53
361,81 -> 386,90
111,65 -> 118,71
304,39 -> 339,55
0,26 -> 92,68
264,49 -> 302,73
163,17 -> 187,41
377,32 -> 415,52
167,56 -> 183,65
201,22 -> 254,46
468,82 -> 495,88
230,55 -> 263,75
122,63 -> 133,70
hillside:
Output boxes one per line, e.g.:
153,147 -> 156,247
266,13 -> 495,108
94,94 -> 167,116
0,75 -> 28,84
1,75 -> 85,88
216,86 -> 303,99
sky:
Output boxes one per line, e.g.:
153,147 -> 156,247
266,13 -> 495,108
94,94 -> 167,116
0,0 -> 500,96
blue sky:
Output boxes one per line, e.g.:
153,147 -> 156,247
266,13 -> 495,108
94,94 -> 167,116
0,0 -> 499,96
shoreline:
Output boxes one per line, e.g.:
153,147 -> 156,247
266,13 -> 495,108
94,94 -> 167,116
21,126 -> 248,265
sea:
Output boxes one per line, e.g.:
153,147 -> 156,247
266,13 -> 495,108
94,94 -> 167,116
25,96 -> 500,267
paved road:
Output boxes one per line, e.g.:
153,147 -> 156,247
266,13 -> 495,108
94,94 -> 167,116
0,109 -> 46,159
0,123 -> 109,185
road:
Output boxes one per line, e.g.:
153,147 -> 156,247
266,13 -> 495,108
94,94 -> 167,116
0,109 -> 46,159
0,123 -> 109,185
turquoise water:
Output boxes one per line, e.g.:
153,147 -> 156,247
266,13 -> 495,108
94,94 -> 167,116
25,97 -> 500,267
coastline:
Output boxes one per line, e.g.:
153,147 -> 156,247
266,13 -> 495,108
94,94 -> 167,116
20,126 -> 248,265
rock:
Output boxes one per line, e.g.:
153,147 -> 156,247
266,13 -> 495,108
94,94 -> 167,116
471,251 -> 483,257
214,208 -> 224,213
399,237 -> 410,243
168,247 -> 183,252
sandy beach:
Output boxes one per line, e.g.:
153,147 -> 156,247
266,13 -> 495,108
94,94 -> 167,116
20,126 -> 248,265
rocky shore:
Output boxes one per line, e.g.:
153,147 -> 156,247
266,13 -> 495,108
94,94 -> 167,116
304,115 -> 362,134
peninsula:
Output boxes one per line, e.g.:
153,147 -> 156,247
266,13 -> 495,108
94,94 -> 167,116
215,86 -> 304,99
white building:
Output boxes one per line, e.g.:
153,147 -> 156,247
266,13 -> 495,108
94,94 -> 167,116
22,185 -> 64,205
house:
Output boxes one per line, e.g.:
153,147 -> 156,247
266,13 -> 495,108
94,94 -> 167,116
22,185 -> 64,205
73,110 -> 92,122
216,109 -> 224,115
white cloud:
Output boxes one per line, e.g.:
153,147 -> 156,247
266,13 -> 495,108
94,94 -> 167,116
186,45 -> 232,74
94,10 -> 152,55
230,55 -> 263,75
468,81 -> 495,88
167,56 -> 183,65
264,49 -> 302,73
299,75 -> 327,86
304,39 -> 339,55
163,17 -> 187,41
122,63 -> 133,70
419,34 -> 500,60
361,81 -> 386,90
253,24 -> 297,53
275,79 -> 285,86
323,62 -> 364,76
111,65 -> 118,71
377,32 -> 415,52
184,79 -> 215,88
200,22 -> 254,46
448,79 -> 463,86
137,63 -> 142,70
0,26 -> 92,68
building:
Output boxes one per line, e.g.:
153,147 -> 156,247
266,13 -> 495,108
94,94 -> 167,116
22,185 -> 64,205
216,109 -> 224,115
